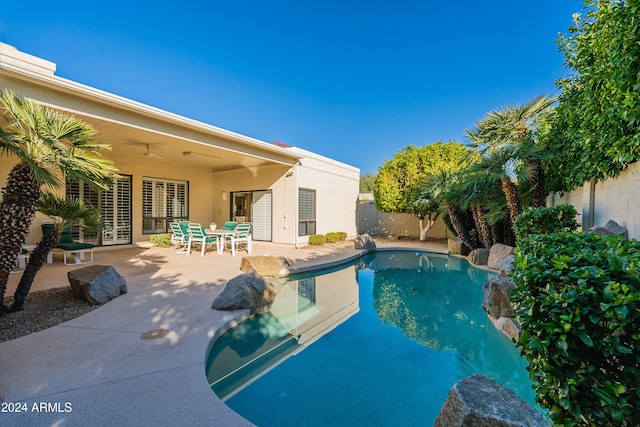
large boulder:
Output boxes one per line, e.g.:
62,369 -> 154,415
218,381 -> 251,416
482,272 -> 516,319
240,256 -> 285,277
448,238 -> 470,256
482,272 -> 520,340
434,374 -> 549,427
211,271 -> 278,315
354,234 -> 376,251
589,219 -> 629,239
468,248 -> 490,266
67,265 -> 127,305
494,316 -> 521,342
488,244 -> 515,270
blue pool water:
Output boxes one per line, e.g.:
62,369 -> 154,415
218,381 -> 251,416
206,251 -> 538,426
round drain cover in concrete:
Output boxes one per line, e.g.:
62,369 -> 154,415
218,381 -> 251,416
141,329 -> 170,340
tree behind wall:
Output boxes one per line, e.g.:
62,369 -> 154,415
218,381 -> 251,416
359,172 -> 377,193
546,0 -> 640,192
373,141 -> 471,241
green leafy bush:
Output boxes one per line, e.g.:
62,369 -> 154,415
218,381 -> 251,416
325,232 -> 341,243
337,232 -> 347,241
150,233 -> 173,248
510,232 -> 640,426
308,234 -> 326,245
512,204 -> 578,243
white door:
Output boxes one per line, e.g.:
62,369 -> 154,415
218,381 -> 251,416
252,191 -> 272,241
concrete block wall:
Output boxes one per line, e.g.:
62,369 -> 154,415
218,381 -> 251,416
356,201 -> 449,239
550,161 -> 640,240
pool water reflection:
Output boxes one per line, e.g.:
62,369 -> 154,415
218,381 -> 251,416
206,251 -> 537,426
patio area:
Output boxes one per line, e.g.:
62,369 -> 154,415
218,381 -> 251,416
0,238 -> 446,426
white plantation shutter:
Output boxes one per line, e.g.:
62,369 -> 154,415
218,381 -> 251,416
114,178 -> 131,242
252,191 -> 272,241
66,176 -> 132,245
142,177 -> 189,233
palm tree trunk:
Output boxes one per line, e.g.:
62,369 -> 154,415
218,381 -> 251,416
0,164 -> 41,315
471,203 -> 493,249
500,176 -> 522,223
503,217 -> 516,247
491,220 -> 503,245
527,158 -> 547,208
11,229 -> 59,312
446,202 -> 479,250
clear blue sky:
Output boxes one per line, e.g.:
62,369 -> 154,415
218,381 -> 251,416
1,1 -> 584,174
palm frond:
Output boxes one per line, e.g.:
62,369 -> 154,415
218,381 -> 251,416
37,192 -> 101,233
0,89 -> 119,189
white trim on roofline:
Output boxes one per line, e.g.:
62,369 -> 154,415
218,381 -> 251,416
0,43 -> 298,160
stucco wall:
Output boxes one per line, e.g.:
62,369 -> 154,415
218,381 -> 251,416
294,153 -> 360,245
550,161 -> 640,239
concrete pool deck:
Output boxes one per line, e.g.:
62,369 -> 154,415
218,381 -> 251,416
0,238 -> 447,426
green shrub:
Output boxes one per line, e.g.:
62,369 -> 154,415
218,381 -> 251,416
150,233 -> 173,248
512,204 -> 579,243
325,232 -> 341,243
337,231 -> 347,241
308,234 -> 326,245
510,232 -> 640,426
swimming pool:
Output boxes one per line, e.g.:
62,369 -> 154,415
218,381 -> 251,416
206,251 -> 538,426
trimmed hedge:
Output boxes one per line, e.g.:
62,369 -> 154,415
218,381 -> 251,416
325,232 -> 341,243
512,204 -> 578,243
308,234 -> 326,245
510,232 -> 640,426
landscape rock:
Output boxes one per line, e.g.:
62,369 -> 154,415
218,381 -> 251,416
482,272 -> 516,319
488,244 -> 515,270
67,265 -> 127,305
434,374 -> 549,427
494,316 -> 521,341
468,248 -> 490,265
448,238 -> 470,256
354,234 -> 376,251
498,254 -> 516,275
589,219 -> 629,239
211,271 -> 278,315
240,256 -> 285,277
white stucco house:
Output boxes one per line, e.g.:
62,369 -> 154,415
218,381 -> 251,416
0,43 -> 360,248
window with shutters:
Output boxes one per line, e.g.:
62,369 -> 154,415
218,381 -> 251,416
66,175 -> 132,245
142,177 -> 188,234
298,188 -> 316,236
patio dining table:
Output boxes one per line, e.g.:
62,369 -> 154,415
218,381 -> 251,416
206,230 -> 236,254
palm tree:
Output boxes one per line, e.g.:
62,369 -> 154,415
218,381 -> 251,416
11,193 -> 100,312
467,95 -> 555,209
0,90 -> 117,315
420,169 -> 480,251
466,145 -> 529,226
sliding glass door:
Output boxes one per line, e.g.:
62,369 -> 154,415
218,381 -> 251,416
231,190 -> 272,241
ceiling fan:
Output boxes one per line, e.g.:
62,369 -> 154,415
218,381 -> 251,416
143,143 -> 163,159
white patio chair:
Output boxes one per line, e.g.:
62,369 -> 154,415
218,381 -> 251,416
224,222 -> 253,256
186,223 -> 218,256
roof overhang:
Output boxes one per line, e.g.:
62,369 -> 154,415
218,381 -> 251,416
0,43 -> 300,171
